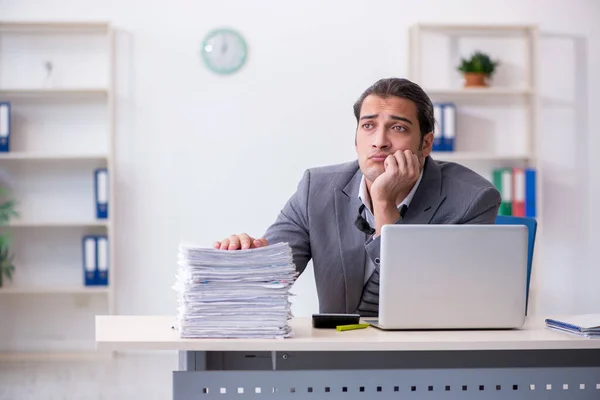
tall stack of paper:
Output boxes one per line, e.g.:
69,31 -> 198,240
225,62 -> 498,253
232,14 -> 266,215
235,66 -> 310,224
174,242 -> 297,339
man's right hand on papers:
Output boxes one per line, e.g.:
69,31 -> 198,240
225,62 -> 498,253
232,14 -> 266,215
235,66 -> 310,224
213,233 -> 268,251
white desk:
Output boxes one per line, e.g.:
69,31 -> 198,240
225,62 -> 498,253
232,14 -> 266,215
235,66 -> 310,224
96,315 -> 600,399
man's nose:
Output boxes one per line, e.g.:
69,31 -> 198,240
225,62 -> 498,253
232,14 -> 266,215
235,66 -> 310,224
372,128 -> 390,149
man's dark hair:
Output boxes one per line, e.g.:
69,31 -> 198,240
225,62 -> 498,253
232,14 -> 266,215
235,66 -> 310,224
353,78 -> 435,141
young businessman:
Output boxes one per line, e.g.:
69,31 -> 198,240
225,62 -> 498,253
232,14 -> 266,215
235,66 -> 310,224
214,78 -> 501,316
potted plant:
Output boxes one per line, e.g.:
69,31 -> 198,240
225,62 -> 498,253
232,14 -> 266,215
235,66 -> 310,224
457,50 -> 500,87
0,187 -> 19,288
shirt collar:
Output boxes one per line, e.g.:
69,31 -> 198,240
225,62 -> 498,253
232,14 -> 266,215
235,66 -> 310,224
358,169 -> 424,214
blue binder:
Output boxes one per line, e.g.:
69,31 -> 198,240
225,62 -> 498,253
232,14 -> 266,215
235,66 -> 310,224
495,215 -> 537,314
525,169 -> 536,218
0,102 -> 10,152
94,168 -> 109,219
433,102 -> 456,152
82,235 -> 97,286
433,103 -> 443,151
96,235 -> 109,286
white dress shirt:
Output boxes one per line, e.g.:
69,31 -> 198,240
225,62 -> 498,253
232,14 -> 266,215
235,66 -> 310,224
357,170 -> 424,283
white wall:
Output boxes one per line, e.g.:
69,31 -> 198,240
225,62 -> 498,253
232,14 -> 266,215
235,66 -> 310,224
2,0 -> 600,326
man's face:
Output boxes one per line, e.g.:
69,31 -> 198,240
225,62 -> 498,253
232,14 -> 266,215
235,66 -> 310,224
355,94 -> 433,184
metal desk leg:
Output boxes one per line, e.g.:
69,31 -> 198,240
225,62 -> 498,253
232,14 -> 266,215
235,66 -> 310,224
178,351 -> 207,371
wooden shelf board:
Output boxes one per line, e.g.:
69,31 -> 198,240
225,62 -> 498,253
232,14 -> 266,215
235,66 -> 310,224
0,285 -> 109,295
0,152 -> 108,161
414,23 -> 536,33
431,152 -> 532,161
0,21 -> 110,34
8,220 -> 109,228
426,87 -> 534,96
0,88 -> 108,97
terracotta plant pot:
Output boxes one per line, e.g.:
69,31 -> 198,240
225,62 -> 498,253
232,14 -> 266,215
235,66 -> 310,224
463,72 -> 488,87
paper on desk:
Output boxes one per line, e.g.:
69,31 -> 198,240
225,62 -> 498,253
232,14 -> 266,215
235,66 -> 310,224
545,314 -> 600,336
547,315 -> 600,329
173,242 -> 298,339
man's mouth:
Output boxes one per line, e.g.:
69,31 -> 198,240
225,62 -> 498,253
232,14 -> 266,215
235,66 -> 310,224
369,153 -> 389,162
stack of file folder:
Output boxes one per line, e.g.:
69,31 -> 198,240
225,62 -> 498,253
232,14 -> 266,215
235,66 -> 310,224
545,315 -> 600,338
174,242 -> 297,339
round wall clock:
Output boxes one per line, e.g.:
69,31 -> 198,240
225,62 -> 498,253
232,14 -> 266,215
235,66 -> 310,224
201,28 -> 247,75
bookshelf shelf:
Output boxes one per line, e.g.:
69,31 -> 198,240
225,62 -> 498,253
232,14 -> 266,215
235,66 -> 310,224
424,87 -> 534,96
0,21 -> 116,358
8,220 -> 109,228
0,285 -> 109,295
0,89 -> 108,98
431,152 -> 532,162
413,23 -> 535,33
0,152 -> 108,161
0,21 -> 110,34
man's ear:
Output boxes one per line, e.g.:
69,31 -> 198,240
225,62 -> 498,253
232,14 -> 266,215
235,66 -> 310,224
421,132 -> 434,157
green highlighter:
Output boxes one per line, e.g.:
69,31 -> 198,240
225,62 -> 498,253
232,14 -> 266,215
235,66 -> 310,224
336,323 -> 370,332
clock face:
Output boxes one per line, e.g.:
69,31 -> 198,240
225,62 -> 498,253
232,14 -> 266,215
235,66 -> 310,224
201,28 -> 247,75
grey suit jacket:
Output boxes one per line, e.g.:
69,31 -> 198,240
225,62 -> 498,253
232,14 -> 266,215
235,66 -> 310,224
263,156 -> 502,314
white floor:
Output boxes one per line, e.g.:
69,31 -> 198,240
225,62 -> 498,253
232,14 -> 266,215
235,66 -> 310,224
0,353 -> 178,400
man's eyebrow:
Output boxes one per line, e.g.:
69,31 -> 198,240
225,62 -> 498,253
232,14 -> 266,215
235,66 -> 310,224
391,115 -> 413,125
359,114 -> 413,125
360,114 -> 378,120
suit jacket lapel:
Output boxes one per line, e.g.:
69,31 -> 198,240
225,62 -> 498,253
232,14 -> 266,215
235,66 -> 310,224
334,165 -> 367,313
403,156 -> 446,224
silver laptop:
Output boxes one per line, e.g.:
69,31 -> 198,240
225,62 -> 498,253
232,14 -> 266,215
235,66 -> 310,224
367,224 -> 528,330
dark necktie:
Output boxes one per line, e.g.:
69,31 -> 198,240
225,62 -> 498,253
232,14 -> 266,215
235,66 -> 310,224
354,203 -> 407,316
355,203 -> 407,235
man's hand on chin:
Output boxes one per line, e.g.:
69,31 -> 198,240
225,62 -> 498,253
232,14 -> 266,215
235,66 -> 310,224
370,149 -> 421,236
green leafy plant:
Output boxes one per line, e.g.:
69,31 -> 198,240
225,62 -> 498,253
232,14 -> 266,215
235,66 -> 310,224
0,187 -> 19,287
457,51 -> 500,77
0,235 -> 15,287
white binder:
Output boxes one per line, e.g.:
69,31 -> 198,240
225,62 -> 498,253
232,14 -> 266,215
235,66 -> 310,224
97,236 -> 109,285
83,236 -> 97,285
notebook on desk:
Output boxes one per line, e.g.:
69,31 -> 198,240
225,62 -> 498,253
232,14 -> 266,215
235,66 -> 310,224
366,225 -> 529,330
545,315 -> 600,338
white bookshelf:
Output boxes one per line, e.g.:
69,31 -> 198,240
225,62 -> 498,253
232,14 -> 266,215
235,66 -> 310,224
0,21 -> 115,359
409,23 -> 542,314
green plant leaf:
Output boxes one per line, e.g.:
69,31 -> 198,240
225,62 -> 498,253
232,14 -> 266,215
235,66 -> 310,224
456,50 -> 499,76
4,264 -> 14,280
0,186 -> 18,283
